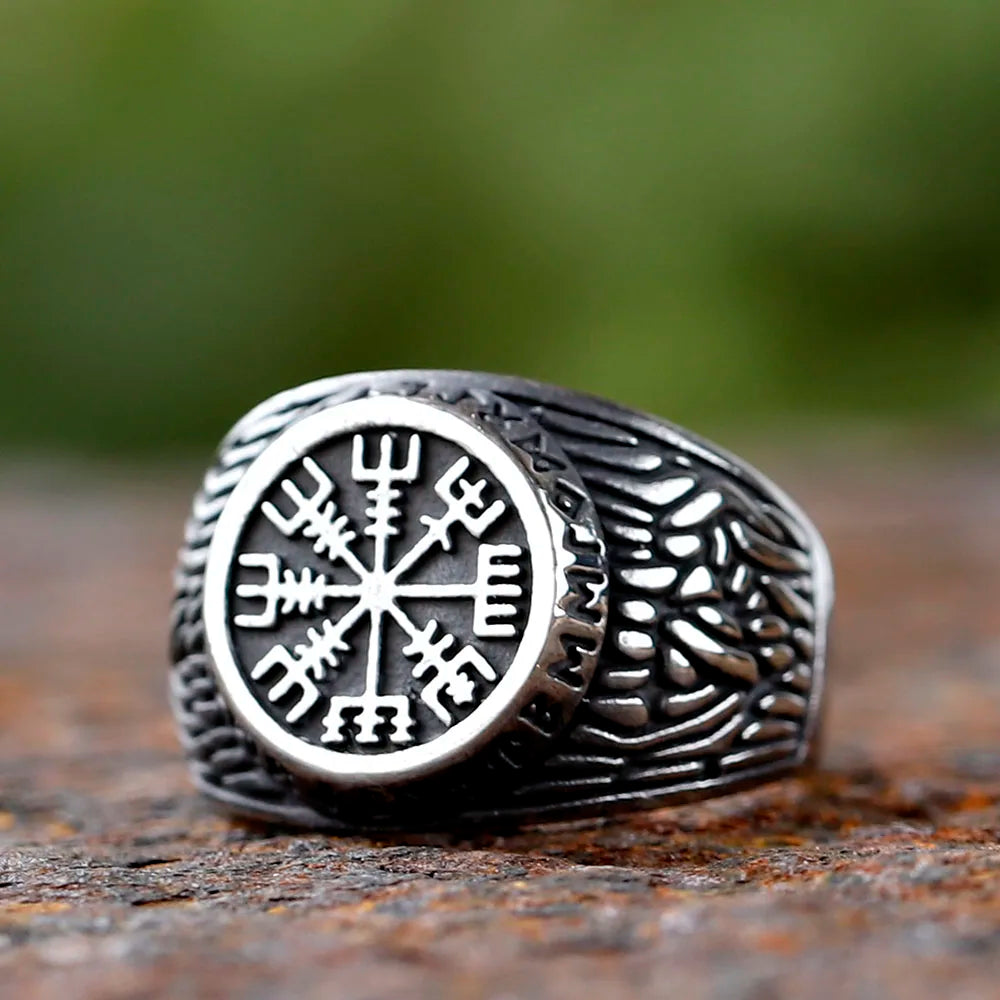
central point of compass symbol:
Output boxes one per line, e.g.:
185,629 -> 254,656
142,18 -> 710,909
359,571 -> 394,612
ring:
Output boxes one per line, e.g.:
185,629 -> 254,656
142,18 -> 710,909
170,370 -> 833,829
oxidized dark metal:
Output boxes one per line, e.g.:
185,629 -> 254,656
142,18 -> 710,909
169,371 -> 833,829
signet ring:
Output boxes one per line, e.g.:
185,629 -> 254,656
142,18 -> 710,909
169,370 -> 833,830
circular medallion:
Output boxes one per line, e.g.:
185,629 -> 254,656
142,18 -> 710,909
203,394 -> 607,788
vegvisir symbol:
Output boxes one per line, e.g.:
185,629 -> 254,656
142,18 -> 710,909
232,431 -> 526,747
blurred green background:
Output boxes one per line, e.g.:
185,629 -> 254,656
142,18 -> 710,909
2,1 -> 1000,455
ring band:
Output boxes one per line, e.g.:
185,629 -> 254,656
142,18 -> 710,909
170,370 -> 833,829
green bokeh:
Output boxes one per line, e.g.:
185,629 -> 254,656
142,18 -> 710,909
2,1 -> 999,453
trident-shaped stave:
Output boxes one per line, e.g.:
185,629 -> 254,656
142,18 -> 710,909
261,457 -> 366,578
352,433 -> 420,549
234,553 -> 358,628
399,617 -> 497,725
393,543 -> 524,638
250,605 -> 365,723
390,456 -> 507,581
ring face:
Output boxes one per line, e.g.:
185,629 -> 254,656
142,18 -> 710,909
202,395 -> 607,787
172,371 -> 832,829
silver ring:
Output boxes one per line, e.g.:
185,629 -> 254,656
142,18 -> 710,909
170,370 -> 833,829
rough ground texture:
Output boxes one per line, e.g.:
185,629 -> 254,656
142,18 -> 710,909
1,443 -> 998,999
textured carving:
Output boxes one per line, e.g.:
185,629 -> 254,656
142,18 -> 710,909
169,372 -> 830,828
489,391 -> 826,816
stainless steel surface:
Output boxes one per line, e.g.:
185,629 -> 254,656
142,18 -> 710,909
170,371 -> 833,829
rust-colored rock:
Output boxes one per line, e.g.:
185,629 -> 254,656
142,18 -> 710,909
1,449 -> 998,999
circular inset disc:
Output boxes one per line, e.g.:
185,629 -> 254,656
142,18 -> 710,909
203,394 -> 607,787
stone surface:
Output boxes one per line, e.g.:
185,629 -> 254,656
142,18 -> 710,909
1,444 -> 999,999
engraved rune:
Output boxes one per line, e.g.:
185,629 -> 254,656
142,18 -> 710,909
231,433 -> 525,745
